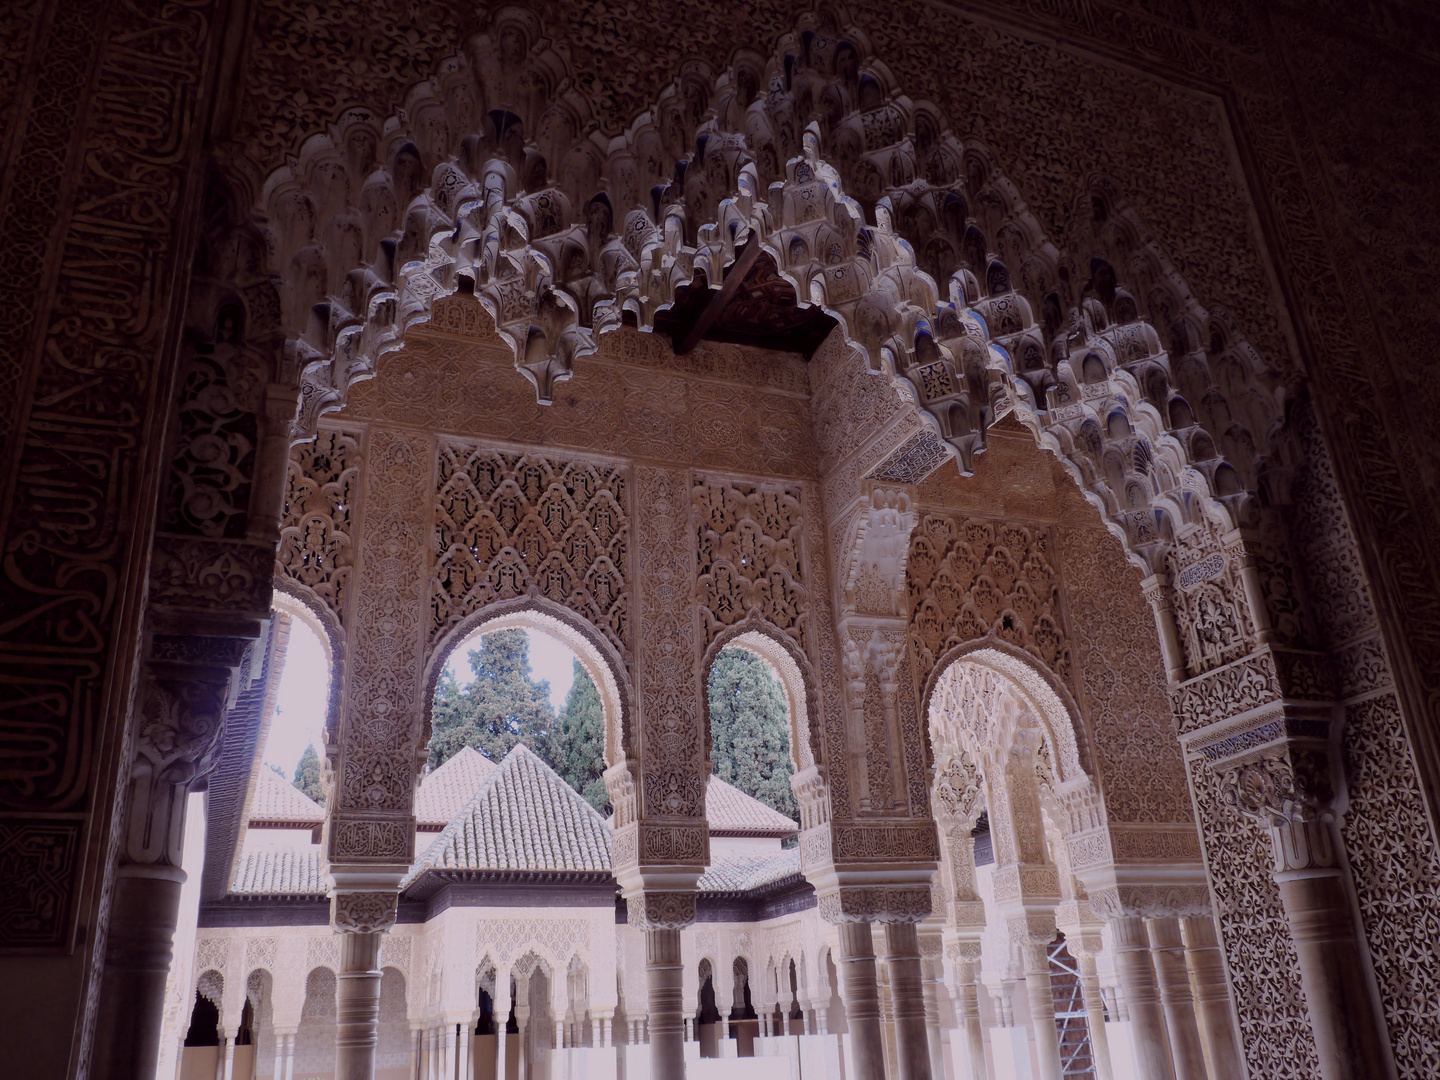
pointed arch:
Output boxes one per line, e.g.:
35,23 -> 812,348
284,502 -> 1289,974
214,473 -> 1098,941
422,593 -> 635,767
701,613 -> 822,773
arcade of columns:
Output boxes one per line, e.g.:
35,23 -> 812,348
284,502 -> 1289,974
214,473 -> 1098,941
4,5 -> 1439,1080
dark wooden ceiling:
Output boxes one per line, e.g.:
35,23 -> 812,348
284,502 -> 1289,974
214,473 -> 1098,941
650,241 -> 838,359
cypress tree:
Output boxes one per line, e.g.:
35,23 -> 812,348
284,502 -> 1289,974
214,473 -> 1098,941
706,648 -> 798,819
428,629 -> 556,768
552,659 -> 608,812
293,743 -> 325,806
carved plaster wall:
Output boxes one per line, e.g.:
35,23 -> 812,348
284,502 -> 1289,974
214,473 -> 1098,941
5,3 -> 1440,1076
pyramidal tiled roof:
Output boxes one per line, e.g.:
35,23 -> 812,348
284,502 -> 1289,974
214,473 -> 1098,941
697,850 -> 803,893
249,766 -> 326,824
414,746 -> 498,827
232,846 -> 326,895
408,743 -> 611,880
706,775 -> 799,836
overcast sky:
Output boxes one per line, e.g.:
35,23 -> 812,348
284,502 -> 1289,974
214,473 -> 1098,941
262,625 -> 576,777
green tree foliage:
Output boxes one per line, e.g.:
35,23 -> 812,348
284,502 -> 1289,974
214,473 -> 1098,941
552,659 -> 609,813
293,743 -> 325,806
428,629 -> 555,769
707,648 -> 797,819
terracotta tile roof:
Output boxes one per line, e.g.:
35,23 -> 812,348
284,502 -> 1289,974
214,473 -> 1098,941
231,846 -> 326,895
705,775 -> 799,836
414,746 -> 498,827
249,766 -> 326,824
409,744 -> 611,879
697,850 -> 803,892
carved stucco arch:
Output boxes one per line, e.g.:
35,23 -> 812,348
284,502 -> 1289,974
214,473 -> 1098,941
701,614 -> 822,775
422,593 -> 635,769
923,637 -> 1096,806
225,3 -> 1279,584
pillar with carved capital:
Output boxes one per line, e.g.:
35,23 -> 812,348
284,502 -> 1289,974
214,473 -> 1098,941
835,921 -> 887,1080
1013,918 -> 1064,1080
920,936 -> 946,1080
220,1033 -> 236,1080
1179,916 -> 1243,1080
882,923 -> 932,1080
947,944 -> 988,1080
1110,916 -> 1176,1080
493,981 -> 511,1080
629,891 -> 693,1080
332,891 -> 397,1080
1063,939 -> 1115,1080
1146,918 -> 1207,1080
94,656 -> 244,1080
515,1006 -> 530,1080
1215,735 -> 1390,1080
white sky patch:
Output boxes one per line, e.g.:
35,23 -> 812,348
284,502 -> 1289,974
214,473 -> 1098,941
264,617 -> 330,778
443,628 -> 576,712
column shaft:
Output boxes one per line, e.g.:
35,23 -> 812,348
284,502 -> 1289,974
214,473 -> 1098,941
921,953 -> 945,1080
1277,868 -> 1390,1080
882,924 -> 932,1080
335,931 -> 385,1080
645,928 -> 685,1080
494,1002 -> 510,1080
953,960 -> 988,1080
1146,918 -> 1207,1080
1111,917 -> 1175,1080
1075,955 -> 1116,1080
1021,942 -> 1063,1080
1180,917 -> 1243,1080
837,922 -> 886,1080
92,867 -> 187,1080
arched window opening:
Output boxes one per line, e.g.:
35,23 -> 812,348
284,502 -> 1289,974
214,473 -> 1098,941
706,646 -> 799,818
234,997 -> 254,1045
427,623 -> 610,813
183,991 -> 219,1047
260,601 -> 332,812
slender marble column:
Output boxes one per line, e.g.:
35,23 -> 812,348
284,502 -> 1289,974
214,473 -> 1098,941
950,954 -> 988,1080
335,931 -> 385,1080
1020,941 -> 1063,1080
515,1010 -> 529,1080
836,922 -> 886,1080
599,1011 -> 613,1048
441,1022 -> 456,1080
493,995 -> 510,1080
1072,953 -> 1116,1080
645,928 -> 685,1080
93,662 -> 235,1080
1110,917 -> 1175,1080
1180,915 -> 1244,1080
1146,918 -> 1207,1080
283,1031 -> 296,1080
883,924 -> 932,1080
219,1034 -> 235,1080
920,947 -> 946,1080
1277,858 -> 1390,1080
460,1020 -> 474,1080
